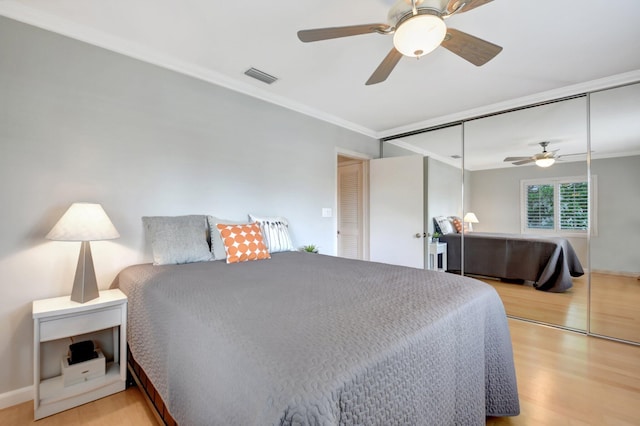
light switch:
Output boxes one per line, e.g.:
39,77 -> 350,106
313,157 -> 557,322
322,208 -> 333,218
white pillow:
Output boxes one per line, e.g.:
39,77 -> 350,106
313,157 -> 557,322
434,216 -> 455,235
248,214 -> 294,253
207,216 -> 247,260
142,215 -> 213,265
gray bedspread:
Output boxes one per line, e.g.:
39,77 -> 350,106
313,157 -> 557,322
113,252 -> 519,425
441,233 -> 584,293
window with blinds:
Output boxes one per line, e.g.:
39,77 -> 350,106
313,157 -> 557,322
559,182 -> 588,230
526,184 -> 554,229
521,177 -> 593,235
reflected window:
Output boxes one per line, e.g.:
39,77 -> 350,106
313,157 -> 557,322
521,176 -> 593,235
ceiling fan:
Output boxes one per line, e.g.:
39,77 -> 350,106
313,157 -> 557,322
504,142 -> 586,168
297,0 -> 502,85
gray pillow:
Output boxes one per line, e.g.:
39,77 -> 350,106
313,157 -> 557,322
207,216 -> 247,260
143,215 -> 213,265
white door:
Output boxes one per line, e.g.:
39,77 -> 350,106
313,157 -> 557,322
370,155 -> 425,268
338,162 -> 364,259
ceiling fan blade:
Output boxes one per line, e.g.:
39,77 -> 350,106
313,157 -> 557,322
298,23 -> 390,42
513,158 -> 535,166
441,28 -> 502,66
366,48 -> 403,86
447,0 -> 494,14
557,152 -> 588,158
504,156 -> 531,162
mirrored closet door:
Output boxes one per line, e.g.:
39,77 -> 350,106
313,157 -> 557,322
462,97 -> 589,331
589,82 -> 640,343
380,124 -> 463,269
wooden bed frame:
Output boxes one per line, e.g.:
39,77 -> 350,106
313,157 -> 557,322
127,347 -> 177,426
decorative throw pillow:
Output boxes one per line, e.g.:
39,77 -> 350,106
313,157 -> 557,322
142,215 -> 213,265
248,214 -> 294,253
434,216 -> 455,235
207,216 -> 247,260
450,216 -> 463,233
216,223 -> 271,264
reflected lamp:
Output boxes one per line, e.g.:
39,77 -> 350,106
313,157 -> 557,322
463,212 -> 479,232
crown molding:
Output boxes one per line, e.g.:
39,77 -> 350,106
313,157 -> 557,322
0,2 -> 377,139
2,2 -> 639,141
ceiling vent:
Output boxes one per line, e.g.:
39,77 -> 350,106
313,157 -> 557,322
244,68 -> 278,85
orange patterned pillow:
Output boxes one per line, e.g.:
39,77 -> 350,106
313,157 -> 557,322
452,217 -> 463,233
216,223 -> 271,264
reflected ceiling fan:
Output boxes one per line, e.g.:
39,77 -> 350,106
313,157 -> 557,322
297,0 -> 502,85
504,142 -> 585,168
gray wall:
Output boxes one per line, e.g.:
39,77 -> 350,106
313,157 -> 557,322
0,17 -> 379,396
426,158 -> 463,235
590,155 -> 640,274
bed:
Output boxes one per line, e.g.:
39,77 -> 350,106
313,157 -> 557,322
440,232 -> 584,292
113,252 -> 519,425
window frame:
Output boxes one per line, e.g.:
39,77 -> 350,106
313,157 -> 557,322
520,175 -> 597,238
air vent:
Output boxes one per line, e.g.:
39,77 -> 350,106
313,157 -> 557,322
244,68 -> 278,85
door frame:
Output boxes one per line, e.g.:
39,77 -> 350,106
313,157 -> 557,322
335,148 -> 371,260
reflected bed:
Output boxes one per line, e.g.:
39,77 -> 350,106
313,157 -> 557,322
441,232 -> 584,292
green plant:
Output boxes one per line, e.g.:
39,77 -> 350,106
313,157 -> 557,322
432,232 -> 441,239
302,244 -> 319,253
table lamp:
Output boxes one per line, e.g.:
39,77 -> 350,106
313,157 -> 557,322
46,203 -> 119,303
464,212 -> 479,232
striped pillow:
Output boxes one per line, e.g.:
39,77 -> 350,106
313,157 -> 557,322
248,214 -> 294,253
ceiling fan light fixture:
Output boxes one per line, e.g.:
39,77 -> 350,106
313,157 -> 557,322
393,14 -> 446,58
535,158 -> 555,168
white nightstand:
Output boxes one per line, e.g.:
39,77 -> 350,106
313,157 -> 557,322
32,289 -> 127,420
428,242 -> 447,271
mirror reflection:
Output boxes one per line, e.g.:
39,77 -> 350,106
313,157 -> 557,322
589,82 -> 640,343
381,124 -> 463,271
460,97 -> 589,331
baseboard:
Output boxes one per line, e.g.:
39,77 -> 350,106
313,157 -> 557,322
0,385 -> 32,410
591,269 -> 639,278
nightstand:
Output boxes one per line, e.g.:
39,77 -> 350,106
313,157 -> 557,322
32,289 -> 127,420
428,242 -> 447,271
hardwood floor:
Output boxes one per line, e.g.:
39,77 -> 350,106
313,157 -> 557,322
591,272 -> 640,342
475,275 -> 588,331
487,319 -> 640,425
0,386 -> 157,425
2,319 -> 639,425
478,272 -> 640,343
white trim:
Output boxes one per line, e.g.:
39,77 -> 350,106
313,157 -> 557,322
0,385 -> 33,410
591,269 -> 640,278
335,148 -> 373,160
379,71 -> 640,138
2,2 -> 640,139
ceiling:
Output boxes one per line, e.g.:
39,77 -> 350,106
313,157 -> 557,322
2,0 -> 640,141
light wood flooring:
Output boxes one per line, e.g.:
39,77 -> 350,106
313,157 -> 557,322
2,319 -> 639,425
478,272 -> 640,342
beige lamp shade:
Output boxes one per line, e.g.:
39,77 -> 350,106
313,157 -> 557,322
47,203 -> 119,303
47,203 -> 120,241
463,212 -> 479,224
464,212 -> 479,232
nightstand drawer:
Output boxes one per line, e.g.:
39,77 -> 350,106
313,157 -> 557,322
39,306 -> 122,342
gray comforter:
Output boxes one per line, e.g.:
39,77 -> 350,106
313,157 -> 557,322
114,252 -> 519,425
